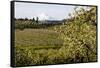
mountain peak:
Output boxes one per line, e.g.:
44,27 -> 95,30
37,13 -> 49,20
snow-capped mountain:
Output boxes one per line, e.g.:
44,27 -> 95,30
37,13 -> 62,24
37,13 -> 49,21
37,13 -> 57,21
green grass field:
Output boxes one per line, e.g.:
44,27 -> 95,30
15,29 -> 63,49
14,28 -> 65,66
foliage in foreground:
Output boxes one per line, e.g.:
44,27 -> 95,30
54,7 -> 97,63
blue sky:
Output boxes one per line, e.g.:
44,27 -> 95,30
15,2 -> 78,20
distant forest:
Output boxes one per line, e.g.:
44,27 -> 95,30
15,17 -> 67,30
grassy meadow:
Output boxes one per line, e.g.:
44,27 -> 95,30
15,29 -> 63,49
15,26 -> 64,66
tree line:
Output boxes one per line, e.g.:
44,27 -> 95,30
15,17 -> 39,23
15,17 -> 63,30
